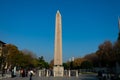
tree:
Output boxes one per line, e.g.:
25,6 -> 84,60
113,41 -> 120,64
6,44 -> 19,67
38,56 -> 49,69
72,58 -> 85,69
96,41 -> 113,67
63,62 -> 69,70
84,53 -> 99,67
20,50 -> 38,68
49,59 -> 54,69
5,45 -> 38,69
81,60 -> 93,69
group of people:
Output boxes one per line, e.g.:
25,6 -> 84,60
20,69 -> 28,77
97,70 -> 120,80
11,68 -> 35,80
20,69 -> 35,80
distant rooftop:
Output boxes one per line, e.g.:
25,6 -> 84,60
0,41 -> 6,44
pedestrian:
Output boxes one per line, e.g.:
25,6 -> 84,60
11,69 -> 14,78
29,70 -> 34,80
22,69 -> 25,77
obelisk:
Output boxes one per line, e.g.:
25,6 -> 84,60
53,10 -> 64,77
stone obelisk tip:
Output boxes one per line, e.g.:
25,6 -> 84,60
57,10 -> 59,13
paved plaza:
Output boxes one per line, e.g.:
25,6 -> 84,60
1,74 -> 99,80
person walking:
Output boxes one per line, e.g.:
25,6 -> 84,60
29,70 -> 34,80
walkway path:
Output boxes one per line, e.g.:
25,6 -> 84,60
1,74 -> 98,80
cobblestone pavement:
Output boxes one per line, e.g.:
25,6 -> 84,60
1,74 -> 99,80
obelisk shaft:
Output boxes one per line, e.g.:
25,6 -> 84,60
53,10 -> 64,77
54,10 -> 62,66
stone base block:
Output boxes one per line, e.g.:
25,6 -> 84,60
53,66 -> 64,77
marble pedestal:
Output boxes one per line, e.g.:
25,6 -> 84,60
53,66 -> 64,77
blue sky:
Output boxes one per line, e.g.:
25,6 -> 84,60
0,0 -> 120,62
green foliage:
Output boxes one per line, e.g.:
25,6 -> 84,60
4,34 -> 120,70
5,44 -> 39,69
63,62 -> 69,70
84,53 -> 99,67
6,44 -> 19,66
81,60 -> 93,69
37,56 -> 49,69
